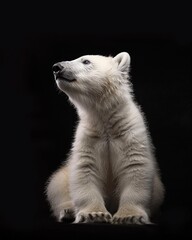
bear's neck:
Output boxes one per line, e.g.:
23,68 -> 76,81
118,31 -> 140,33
75,92 -> 133,124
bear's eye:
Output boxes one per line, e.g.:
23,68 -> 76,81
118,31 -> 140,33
82,59 -> 91,65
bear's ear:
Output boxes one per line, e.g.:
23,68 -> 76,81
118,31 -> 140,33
113,52 -> 130,73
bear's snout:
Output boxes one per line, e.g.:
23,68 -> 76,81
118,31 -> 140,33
52,62 -> 76,82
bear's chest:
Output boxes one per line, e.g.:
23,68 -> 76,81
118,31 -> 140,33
95,137 -> 124,175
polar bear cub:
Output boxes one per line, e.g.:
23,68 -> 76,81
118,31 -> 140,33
46,52 -> 164,224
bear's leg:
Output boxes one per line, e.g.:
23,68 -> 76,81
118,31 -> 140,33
46,165 -> 74,222
72,178 -> 112,223
112,168 -> 153,224
70,163 -> 112,223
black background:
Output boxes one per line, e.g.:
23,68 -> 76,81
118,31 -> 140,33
1,1 -> 191,239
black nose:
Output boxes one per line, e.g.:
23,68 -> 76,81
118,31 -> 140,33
52,63 -> 63,73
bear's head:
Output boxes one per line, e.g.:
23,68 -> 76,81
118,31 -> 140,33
52,52 -> 131,111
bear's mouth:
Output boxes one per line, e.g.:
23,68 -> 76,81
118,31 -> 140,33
55,75 -> 76,82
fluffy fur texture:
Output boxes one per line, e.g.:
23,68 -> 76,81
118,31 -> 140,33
46,52 -> 164,224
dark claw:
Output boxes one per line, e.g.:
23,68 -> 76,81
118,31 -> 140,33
80,215 -> 85,222
88,213 -> 93,220
133,216 -> 138,224
140,216 -> 147,224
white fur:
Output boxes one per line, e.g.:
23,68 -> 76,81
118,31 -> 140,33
46,52 -> 165,224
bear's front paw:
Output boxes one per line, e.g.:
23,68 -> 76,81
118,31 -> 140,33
74,211 -> 112,223
112,215 -> 150,225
